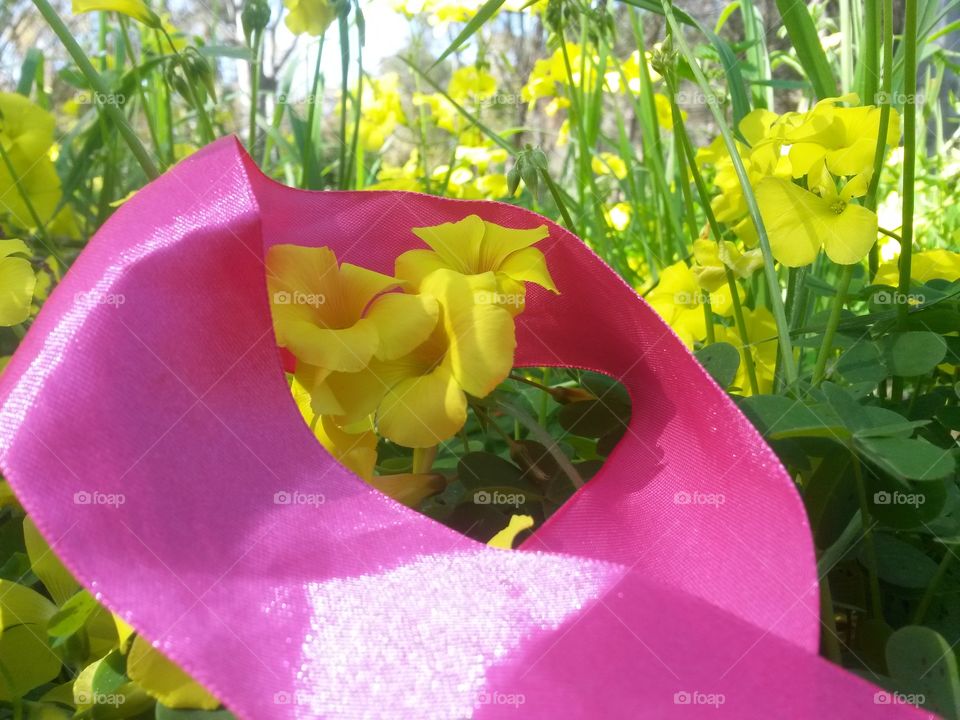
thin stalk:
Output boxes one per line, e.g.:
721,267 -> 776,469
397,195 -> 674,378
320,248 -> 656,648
32,0 -> 158,179
898,0 -> 918,329
302,35 -> 326,188
853,454 -> 883,619
662,1 -> 797,385
912,550 -> 954,625
118,18 -> 162,162
811,265 -> 854,386
820,577 -> 844,663
726,268 -> 761,395
248,29 -> 264,158
337,12 -> 350,189
866,0 -> 894,278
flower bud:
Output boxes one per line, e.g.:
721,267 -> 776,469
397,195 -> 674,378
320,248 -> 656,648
242,0 -> 271,45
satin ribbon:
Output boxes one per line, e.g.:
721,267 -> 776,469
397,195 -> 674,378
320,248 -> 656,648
0,138 -> 926,718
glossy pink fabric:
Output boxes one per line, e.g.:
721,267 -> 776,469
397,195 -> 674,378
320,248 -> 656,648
0,138 -> 926,718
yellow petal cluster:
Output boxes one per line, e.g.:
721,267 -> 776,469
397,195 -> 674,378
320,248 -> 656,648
268,216 -> 557,459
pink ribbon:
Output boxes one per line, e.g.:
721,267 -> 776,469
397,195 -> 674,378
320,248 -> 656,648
0,138 -> 926,717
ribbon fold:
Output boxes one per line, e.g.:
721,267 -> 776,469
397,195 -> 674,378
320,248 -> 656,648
0,138 -> 924,718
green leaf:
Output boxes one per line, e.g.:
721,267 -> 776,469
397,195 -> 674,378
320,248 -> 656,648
0,625 -> 61,701
695,342 -> 740,389
46,589 -> 98,640
859,534 -> 938,588
855,436 -> 955,482
739,395 -> 848,441
880,331 -> 948,377
774,0 -> 838,99
17,49 -> 44,97
431,0 -> 506,68
886,626 -> 960,717
24,516 -> 79,607
836,341 -> 887,384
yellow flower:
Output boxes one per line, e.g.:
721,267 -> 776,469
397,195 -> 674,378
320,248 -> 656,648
358,74 -> 405,151
591,152 -> 627,179
755,170 -> 877,267
283,0 -> 336,36
396,215 -> 557,317
290,374 -> 378,479
448,66 -> 497,104
71,0 -> 160,27
713,307 -> 778,395
690,238 -> 763,293
266,245 -> 439,372
646,261 -> 739,348
0,239 -> 35,326
0,94 -> 62,231
362,269 -> 517,448
874,249 -> 960,285
654,93 -> 685,130
604,202 -> 632,231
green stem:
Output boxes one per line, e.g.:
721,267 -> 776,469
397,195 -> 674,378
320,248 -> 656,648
0,142 -> 50,242
248,30 -> 264,158
336,12 -> 350,189
302,35 -> 326,188
898,0 -> 918,329
912,550 -> 953,625
820,576 -> 844,664
811,265 -> 854,386
853,454 -> 883,619
31,0 -> 159,179
118,17 -> 162,162
662,0 -> 797,386
727,268 -> 761,395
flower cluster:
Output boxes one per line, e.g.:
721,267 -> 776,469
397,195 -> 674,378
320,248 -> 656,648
699,93 -> 901,267
267,215 -> 557,478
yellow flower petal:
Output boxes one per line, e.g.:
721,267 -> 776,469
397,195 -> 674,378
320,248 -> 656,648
0,256 -> 35,326
411,215 -> 485,274
421,270 -> 516,399
280,319 -> 380,373
488,514 -> 535,549
496,247 -> 557,294
365,292 -> 439,361
72,0 -> 160,26
365,473 -> 445,507
377,365 -> 467,447
395,249 -> 453,290
754,177 -> 825,267
820,201 -> 878,265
